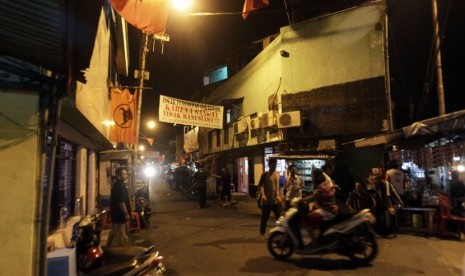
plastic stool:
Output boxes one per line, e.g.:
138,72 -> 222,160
127,212 -> 141,233
101,209 -> 112,229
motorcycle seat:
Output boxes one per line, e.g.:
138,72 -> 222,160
103,246 -> 154,264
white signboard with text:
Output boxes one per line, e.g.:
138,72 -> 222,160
159,95 -> 223,129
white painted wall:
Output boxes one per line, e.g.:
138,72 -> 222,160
205,2 -> 385,116
76,147 -> 87,216
0,90 -> 39,275
280,3 -> 385,93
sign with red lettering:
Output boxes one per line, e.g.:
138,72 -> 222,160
159,95 -> 223,129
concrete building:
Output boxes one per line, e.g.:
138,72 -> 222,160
188,1 -> 390,195
0,1 -> 129,274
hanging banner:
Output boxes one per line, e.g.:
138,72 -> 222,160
183,126 -> 200,153
242,0 -> 269,20
109,0 -> 169,35
109,88 -> 138,144
159,95 -> 224,129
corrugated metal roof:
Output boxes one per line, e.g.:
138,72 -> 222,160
0,0 -> 63,72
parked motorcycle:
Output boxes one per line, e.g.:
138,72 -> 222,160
267,198 -> 378,265
135,187 -> 152,229
69,209 -> 166,275
135,196 -> 151,229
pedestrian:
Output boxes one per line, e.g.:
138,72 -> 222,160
106,167 -> 131,247
385,160 -> 406,201
345,180 -> 376,214
219,167 -> 232,207
284,164 -> 304,210
371,173 -> 403,239
258,158 -> 283,240
450,171 -> 465,216
193,163 -> 208,208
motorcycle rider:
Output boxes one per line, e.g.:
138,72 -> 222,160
291,168 -> 339,249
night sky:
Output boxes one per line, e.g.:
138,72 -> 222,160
123,0 -> 465,145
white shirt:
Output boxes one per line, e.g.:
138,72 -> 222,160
386,168 -> 405,195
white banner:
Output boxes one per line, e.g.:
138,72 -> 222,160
184,126 -> 200,153
159,95 -> 224,129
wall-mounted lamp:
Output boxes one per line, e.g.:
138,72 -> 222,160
280,50 -> 289,58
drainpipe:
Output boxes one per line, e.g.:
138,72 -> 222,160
38,83 -> 64,276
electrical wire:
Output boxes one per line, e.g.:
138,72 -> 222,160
0,112 -> 36,132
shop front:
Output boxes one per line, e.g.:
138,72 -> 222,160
351,110 -> 465,232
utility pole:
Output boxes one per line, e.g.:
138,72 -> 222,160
432,0 -> 446,116
132,32 -> 170,201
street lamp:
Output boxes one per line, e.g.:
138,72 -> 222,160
172,0 -> 192,11
147,120 -> 156,130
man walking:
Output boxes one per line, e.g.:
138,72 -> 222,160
258,158 -> 283,239
106,167 -> 131,247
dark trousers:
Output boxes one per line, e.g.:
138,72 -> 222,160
260,203 -> 282,235
376,210 -> 397,236
198,188 -> 207,208
221,184 -> 231,201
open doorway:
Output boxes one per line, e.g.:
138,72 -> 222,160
236,157 -> 249,193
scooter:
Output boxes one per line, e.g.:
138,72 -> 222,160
69,209 -> 166,275
267,199 -> 378,265
135,196 -> 151,229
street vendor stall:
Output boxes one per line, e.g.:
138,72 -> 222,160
348,109 -> 465,233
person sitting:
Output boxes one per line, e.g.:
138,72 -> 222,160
345,180 -> 376,214
450,171 -> 465,216
295,169 -> 339,248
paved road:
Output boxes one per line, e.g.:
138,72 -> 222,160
130,181 -> 464,276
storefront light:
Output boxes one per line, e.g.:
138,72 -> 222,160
453,156 -> 461,161
458,165 -> 465,172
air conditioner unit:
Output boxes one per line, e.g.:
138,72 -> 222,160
278,111 -> 301,128
261,111 -> 277,128
250,117 -> 260,130
233,117 -> 247,135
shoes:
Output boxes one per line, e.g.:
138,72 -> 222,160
256,235 -> 267,241
222,202 -> 231,207
385,234 -> 396,239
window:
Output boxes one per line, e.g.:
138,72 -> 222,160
216,129 -> 221,148
49,139 -> 76,231
224,126 -> 229,145
226,108 -> 232,124
203,65 -> 228,86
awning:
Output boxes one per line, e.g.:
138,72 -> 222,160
0,0 -> 101,82
347,109 -> 465,148
195,154 -> 215,164
273,154 -> 333,160
271,149 -> 337,160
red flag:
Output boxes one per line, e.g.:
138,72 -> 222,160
242,0 -> 269,20
109,89 -> 138,144
110,0 -> 169,35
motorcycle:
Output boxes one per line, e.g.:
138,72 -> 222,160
135,196 -> 151,229
267,198 -> 378,265
69,209 -> 166,275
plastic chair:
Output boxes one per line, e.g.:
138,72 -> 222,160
127,212 -> 141,233
101,208 -> 112,229
437,192 -> 465,239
